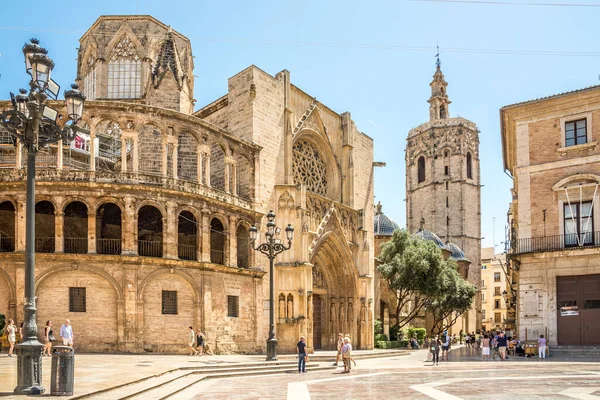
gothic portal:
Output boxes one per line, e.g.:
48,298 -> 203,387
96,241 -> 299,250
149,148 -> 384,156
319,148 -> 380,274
405,61 -> 482,332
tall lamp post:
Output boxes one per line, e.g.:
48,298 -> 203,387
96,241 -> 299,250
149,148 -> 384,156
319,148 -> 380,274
249,211 -> 294,361
0,39 -> 86,395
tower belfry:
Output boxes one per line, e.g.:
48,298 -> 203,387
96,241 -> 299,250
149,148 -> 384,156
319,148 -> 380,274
428,50 -> 451,121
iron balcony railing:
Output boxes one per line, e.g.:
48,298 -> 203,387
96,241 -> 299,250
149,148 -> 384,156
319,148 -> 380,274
35,237 -> 55,253
210,249 -> 224,265
512,232 -> 600,255
97,238 -> 121,255
178,244 -> 197,261
138,240 -> 163,258
0,236 -> 15,252
64,237 -> 88,254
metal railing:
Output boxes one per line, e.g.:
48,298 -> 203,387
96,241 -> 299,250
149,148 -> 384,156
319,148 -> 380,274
138,240 -> 163,258
512,232 -> 600,255
0,236 -> 15,252
178,244 -> 197,261
64,237 -> 88,254
210,249 -> 224,265
35,237 -> 55,253
97,238 -> 121,255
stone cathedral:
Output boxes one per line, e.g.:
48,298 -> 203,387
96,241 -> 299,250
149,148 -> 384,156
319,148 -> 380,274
405,61 -> 482,333
0,15 -> 375,354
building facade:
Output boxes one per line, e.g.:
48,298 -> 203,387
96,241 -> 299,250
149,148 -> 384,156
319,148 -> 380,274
501,85 -> 600,346
480,247 -> 507,332
0,15 -> 375,354
405,62 -> 482,333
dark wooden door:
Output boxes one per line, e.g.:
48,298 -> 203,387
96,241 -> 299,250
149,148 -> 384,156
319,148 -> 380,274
313,295 -> 322,349
557,274 -> 600,346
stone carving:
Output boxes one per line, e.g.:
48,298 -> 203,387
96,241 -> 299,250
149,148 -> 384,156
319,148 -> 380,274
287,294 -> 294,319
110,36 -> 140,61
279,294 -> 286,319
293,140 -> 327,196
312,266 -> 325,289
278,191 -> 294,210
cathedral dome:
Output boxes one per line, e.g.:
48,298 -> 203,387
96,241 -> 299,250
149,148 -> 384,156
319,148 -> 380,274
374,202 -> 399,236
412,228 -> 446,248
445,242 -> 470,263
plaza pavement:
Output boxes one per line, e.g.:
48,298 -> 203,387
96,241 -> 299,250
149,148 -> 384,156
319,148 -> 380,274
1,346 -> 600,399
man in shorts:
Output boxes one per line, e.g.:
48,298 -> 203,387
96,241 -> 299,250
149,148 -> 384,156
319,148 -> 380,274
332,333 -> 344,366
60,319 -> 74,346
497,332 -> 508,360
441,332 -> 450,361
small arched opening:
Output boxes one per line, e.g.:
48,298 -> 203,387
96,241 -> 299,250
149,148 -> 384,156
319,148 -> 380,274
96,203 -> 122,255
35,201 -> 55,253
236,225 -> 250,268
210,143 -> 226,191
138,206 -> 163,258
64,201 -> 88,254
210,218 -> 225,264
178,211 -> 197,261
0,201 -> 15,252
467,152 -> 473,179
417,156 -> 426,183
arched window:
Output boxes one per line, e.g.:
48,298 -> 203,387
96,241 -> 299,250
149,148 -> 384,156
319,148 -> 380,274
467,152 -> 473,179
292,139 -> 328,196
210,143 -> 226,191
236,225 -> 249,268
210,218 -> 225,264
177,132 -> 198,182
178,211 -> 197,261
440,105 -> 446,119
97,203 -> 122,255
35,201 -> 55,253
83,48 -> 97,100
64,201 -> 88,254
235,154 -> 252,200
96,121 -> 122,173
107,36 -> 141,99
138,206 -> 163,258
139,126 -> 163,175
0,201 -> 15,252
417,156 -> 425,183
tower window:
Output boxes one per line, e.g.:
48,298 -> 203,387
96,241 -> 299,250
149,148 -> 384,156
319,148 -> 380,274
440,105 -> 446,119
446,197 -> 449,208
417,157 -> 425,183
444,166 -> 449,176
446,181 -> 449,190
467,152 -> 473,179
107,36 -> 141,99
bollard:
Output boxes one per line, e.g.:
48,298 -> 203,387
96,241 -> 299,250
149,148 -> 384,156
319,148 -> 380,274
50,346 -> 74,396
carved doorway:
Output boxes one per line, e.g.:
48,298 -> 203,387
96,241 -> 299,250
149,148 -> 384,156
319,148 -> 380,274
313,294 -> 322,349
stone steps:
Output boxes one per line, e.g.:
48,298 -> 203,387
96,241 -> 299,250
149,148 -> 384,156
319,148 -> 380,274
277,349 -> 408,362
73,361 -> 333,400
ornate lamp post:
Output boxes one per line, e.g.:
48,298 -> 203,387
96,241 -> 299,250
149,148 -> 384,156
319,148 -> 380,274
0,39 -> 86,395
249,211 -> 294,361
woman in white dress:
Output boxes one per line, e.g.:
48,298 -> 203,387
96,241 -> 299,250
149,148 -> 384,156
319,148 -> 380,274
6,319 -> 16,357
188,326 -> 198,356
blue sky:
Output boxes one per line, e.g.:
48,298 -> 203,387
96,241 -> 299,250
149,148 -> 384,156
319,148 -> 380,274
1,0 -> 599,252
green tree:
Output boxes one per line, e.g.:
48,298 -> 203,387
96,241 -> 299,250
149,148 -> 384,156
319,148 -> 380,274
428,266 -> 477,334
377,229 -> 447,329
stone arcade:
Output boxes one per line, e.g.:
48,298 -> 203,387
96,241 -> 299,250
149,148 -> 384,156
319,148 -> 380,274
0,15 -> 374,354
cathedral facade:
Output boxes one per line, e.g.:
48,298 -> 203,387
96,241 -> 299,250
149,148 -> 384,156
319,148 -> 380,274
0,15 -> 374,353
405,62 -> 482,333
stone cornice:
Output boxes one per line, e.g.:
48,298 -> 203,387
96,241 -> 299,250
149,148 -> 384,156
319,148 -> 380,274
408,117 -> 478,139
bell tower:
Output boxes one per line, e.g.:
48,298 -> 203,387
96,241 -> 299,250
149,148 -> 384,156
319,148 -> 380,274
428,56 -> 451,121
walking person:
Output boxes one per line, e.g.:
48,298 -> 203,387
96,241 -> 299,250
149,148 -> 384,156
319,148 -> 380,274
481,334 -> 491,361
6,319 -> 16,357
332,333 -> 344,366
441,332 -> 450,361
188,326 -> 199,356
43,320 -> 55,357
341,337 -> 352,373
497,332 -> 508,361
538,334 -> 547,360
60,319 -> 74,347
297,336 -> 307,373
195,331 -> 205,356
430,335 -> 441,366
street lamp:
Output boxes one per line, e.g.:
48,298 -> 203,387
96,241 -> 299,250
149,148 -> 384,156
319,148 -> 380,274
1,39 -> 86,395
249,211 -> 294,361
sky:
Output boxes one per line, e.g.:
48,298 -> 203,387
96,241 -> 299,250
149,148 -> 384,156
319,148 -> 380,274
1,0 -> 599,253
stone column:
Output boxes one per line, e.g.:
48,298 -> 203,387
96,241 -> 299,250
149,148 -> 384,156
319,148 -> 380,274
121,137 -> 128,173
201,208 -> 211,262
224,162 -> 230,193
89,132 -> 96,171
172,144 -> 178,179
15,139 -> 22,169
15,195 -> 26,252
196,146 -> 203,183
165,201 -> 178,259
229,215 -> 238,267
205,154 -> 211,187
88,210 -> 96,254
123,197 -> 136,255
231,164 -> 237,196
57,140 -> 64,170
55,211 -> 64,253
161,139 -> 168,176
132,137 -> 139,173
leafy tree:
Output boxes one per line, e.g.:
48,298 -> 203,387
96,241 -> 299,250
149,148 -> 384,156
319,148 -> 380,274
377,229 -> 447,329
428,266 -> 477,334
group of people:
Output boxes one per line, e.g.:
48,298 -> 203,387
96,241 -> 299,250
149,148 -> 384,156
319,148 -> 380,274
187,326 -> 206,356
296,333 -> 354,374
463,330 -> 547,360
426,332 -> 452,365
4,319 -> 74,357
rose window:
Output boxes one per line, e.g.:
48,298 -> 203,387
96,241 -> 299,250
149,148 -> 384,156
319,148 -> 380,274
293,140 -> 327,196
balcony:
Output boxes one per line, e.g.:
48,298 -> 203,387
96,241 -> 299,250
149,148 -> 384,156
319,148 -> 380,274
0,236 -> 14,252
178,244 -> 197,261
512,232 -> 600,255
97,238 -> 122,255
64,237 -> 88,254
138,240 -> 163,258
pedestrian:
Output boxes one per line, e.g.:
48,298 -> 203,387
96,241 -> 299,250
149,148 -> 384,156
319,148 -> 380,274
481,334 -> 490,361
441,332 -> 450,361
410,336 -> 419,349
430,335 -> 441,366
538,334 -> 547,360
43,320 -> 55,357
196,331 -> 205,356
6,319 -> 16,357
341,337 -> 352,373
297,335 -> 307,373
332,333 -> 344,366
188,326 -> 199,356
60,319 -> 74,347
19,322 -> 23,342
497,332 -> 508,360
